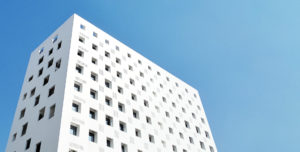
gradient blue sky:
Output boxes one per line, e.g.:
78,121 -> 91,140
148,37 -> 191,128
0,0 -> 299,152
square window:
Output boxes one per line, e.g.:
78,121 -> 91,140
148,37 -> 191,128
105,115 -> 113,126
72,102 -> 80,112
25,138 -> 31,150
105,65 -> 111,72
48,58 -> 54,68
200,141 -> 205,149
127,53 -> 131,58
140,72 -> 144,77
119,121 -> 127,132
142,85 -> 146,91
35,142 -> 41,152
90,89 -> 97,99
28,75 -> 33,82
91,58 -> 97,64
80,24 -> 85,30
189,137 -> 194,144
118,102 -> 125,112
57,41 -> 62,49
70,124 -> 79,136
43,75 -> 50,86
129,78 -> 135,85
106,137 -> 113,148
92,44 -> 98,50
30,87 -> 36,97
38,107 -> 45,120
23,93 -> 27,100
93,32 -> 98,37
132,109 -> 139,119
74,82 -> 82,92
205,131 -> 210,138
19,108 -> 26,119
91,72 -> 98,81
172,145 -> 177,152
21,123 -> 28,136
75,64 -> 83,74
135,128 -> 141,137
79,36 -> 85,43
121,143 -> 128,152
38,68 -> 43,76
105,39 -> 109,44
149,134 -> 155,143
105,96 -> 112,106
77,50 -> 84,57
105,51 -> 110,57
49,104 -> 56,119
89,108 -> 97,120
146,116 -> 151,124
34,95 -> 40,106
131,93 -> 137,101
55,59 -> 61,70
169,127 -> 173,134
48,86 -> 55,97
48,48 -> 53,55
128,65 -> 133,71
38,56 -> 44,65
144,100 -> 149,107
116,58 -> 121,64
210,146 -> 215,152
105,79 -> 112,88
117,86 -> 123,94
116,71 -> 122,78
185,121 -> 190,128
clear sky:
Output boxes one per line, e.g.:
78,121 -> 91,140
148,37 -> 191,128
0,0 -> 299,151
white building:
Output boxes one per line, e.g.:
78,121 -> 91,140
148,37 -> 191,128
6,14 -> 217,152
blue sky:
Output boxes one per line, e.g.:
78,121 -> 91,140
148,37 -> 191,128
0,0 -> 300,151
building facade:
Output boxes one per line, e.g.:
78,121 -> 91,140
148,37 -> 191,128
6,14 -> 217,152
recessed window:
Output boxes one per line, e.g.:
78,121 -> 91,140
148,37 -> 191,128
79,36 -> 85,43
106,137 -> 113,148
55,59 -> 61,70
131,93 -> 137,101
135,128 -> 141,137
69,149 -> 77,152
74,82 -> 82,92
75,64 -> 83,74
25,138 -> 31,150
38,107 -> 45,120
34,95 -> 40,106
132,109 -> 139,119
149,134 -> 155,143
209,146 -> 215,152
146,116 -> 151,124
118,102 -> 125,112
105,79 -> 112,88
189,137 -> 194,144
165,111 -> 170,117
91,72 -> 98,81
121,143 -> 128,152
128,65 -> 133,71
205,131 -> 210,138
35,142 -> 41,152
93,32 -> 98,37
116,71 -> 122,78
91,57 -> 97,64
21,123 -> 28,136
38,68 -> 43,76
195,126 -> 201,134
52,35 -> 58,43
89,108 -> 97,120
38,56 -> 44,65
105,65 -> 111,72
72,102 -> 80,112
77,50 -> 84,57
169,127 -> 173,134
48,48 -> 53,56
138,60 -> 142,64
185,121 -> 190,128
19,108 -> 26,119
80,24 -> 85,30
140,72 -> 144,77
105,115 -> 113,126
116,46 -> 119,51
141,85 -> 146,91
105,51 -> 110,58
105,96 -> 112,106
144,100 -> 149,107
30,87 -> 36,97
172,145 -> 177,152
90,89 -> 97,99
179,132 -> 184,139
116,58 -> 121,64
127,53 -> 131,58
117,86 -> 123,94
105,39 -> 109,44
70,124 -> 79,136
92,44 -> 98,50
200,141 -> 205,149
48,86 -> 55,97
57,41 -> 62,49
129,78 -> 135,85
119,121 -> 127,132
201,118 -> 206,124
48,58 -> 54,68
12,133 -> 17,142
28,75 -> 33,82
43,75 -> 50,86
49,104 -> 56,119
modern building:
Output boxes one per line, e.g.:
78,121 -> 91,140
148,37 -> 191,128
6,14 -> 217,152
